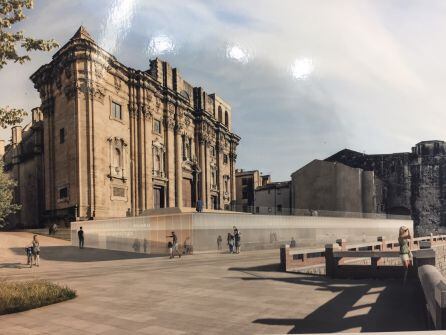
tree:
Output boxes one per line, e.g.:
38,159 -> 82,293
0,162 -> 20,228
0,0 -> 58,225
0,0 -> 58,128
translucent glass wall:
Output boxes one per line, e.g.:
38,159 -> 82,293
71,213 -> 412,254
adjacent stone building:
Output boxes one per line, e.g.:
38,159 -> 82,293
2,109 -> 44,228
291,160 -> 384,215
326,141 -> 446,234
254,181 -> 291,215
4,26 -> 240,227
235,169 -> 270,212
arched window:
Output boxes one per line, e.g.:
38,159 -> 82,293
114,148 -> 121,169
154,154 -> 161,171
218,106 -> 222,122
224,111 -> 229,127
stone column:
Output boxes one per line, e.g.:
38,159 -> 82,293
175,127 -> 183,208
199,138 -> 206,208
165,104 -> 176,207
217,143 -> 224,210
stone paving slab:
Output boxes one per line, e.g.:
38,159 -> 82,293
0,232 -> 427,334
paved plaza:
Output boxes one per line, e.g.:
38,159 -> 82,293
0,232 -> 427,334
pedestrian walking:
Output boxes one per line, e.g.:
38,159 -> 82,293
217,235 -> 222,250
78,226 -> 84,249
227,232 -> 234,253
143,238 -> 148,253
32,235 -> 40,266
167,231 -> 181,258
290,237 -> 296,248
398,226 -> 412,284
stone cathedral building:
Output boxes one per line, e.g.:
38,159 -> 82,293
3,26 -> 240,228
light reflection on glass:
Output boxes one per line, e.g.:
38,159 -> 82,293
290,57 -> 314,80
147,35 -> 175,56
226,44 -> 250,64
99,0 -> 137,54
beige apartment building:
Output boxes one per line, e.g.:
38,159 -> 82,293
3,26 -> 240,227
235,169 -> 271,211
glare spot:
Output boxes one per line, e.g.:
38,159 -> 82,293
226,44 -> 250,64
148,35 -> 175,56
291,57 -> 314,80
99,0 -> 138,54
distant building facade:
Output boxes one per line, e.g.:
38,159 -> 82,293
254,181 -> 291,215
3,26 -> 240,228
2,109 -> 44,228
326,141 -> 446,234
291,160 -> 384,215
235,169 -> 270,211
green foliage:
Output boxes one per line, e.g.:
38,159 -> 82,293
0,0 -> 58,128
0,161 -> 20,227
0,279 -> 76,315
0,0 -> 59,70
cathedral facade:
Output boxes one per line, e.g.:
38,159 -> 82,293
5,26 -> 240,227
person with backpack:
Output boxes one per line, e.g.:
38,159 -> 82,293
227,232 -> 234,253
32,235 -> 40,266
234,227 -> 241,254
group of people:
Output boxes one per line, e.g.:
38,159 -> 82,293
226,226 -> 241,254
25,235 -> 40,267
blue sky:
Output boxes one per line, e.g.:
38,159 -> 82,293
1,0 -> 446,180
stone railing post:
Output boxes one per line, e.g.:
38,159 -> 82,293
377,236 -> 386,251
280,244 -> 289,272
435,280 -> 446,329
413,249 -> 436,272
325,243 -> 339,278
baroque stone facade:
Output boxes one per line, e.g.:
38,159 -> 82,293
326,141 -> 446,234
6,26 -> 240,226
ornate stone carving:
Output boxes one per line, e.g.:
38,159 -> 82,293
164,116 -> 176,130
141,104 -> 153,119
114,76 -> 121,92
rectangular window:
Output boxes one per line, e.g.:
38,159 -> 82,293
60,128 -> 65,144
59,187 -> 68,200
153,119 -> 161,134
242,178 -> 249,186
223,154 -> 228,164
112,102 -> 122,120
242,189 -> 248,199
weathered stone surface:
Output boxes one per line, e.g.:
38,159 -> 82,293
326,141 -> 446,235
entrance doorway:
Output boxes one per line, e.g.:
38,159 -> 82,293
211,195 -> 218,210
153,187 -> 165,209
182,178 -> 193,208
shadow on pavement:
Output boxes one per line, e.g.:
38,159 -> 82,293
0,262 -> 30,269
10,246 -> 162,262
229,266 -> 427,333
